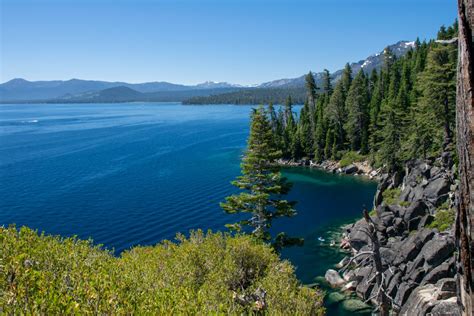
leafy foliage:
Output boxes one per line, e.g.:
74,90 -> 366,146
0,226 -> 324,315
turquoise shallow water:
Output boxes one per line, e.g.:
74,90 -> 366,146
0,102 -> 376,312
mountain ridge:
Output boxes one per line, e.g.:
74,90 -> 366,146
0,40 -> 415,103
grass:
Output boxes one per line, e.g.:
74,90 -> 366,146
0,226 -> 324,315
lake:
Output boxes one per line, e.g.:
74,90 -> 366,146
0,102 -> 376,285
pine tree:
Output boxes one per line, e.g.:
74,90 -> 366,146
345,70 -> 369,152
298,101 -> 313,157
322,69 -> 332,94
304,71 -> 318,144
417,44 -> 456,152
341,63 -> 353,94
327,82 -> 346,155
283,96 -> 297,158
221,106 -> 297,244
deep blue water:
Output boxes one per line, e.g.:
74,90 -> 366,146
0,102 -> 376,285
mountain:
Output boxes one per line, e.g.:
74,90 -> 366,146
45,86 -> 240,103
184,40 -> 417,105
257,40 -> 416,89
1,40 -> 416,103
0,78 -> 243,102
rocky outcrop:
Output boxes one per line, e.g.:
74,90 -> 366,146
276,158 -> 382,179
325,158 -> 458,314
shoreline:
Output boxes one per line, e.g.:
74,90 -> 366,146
277,158 -> 382,181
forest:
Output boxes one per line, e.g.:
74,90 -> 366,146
266,23 -> 458,172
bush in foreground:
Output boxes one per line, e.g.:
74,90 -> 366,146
0,226 -> 324,315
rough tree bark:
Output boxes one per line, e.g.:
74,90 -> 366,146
456,1 -> 474,315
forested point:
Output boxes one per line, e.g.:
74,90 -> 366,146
0,226 -> 324,314
183,87 -> 307,105
265,22 -> 458,172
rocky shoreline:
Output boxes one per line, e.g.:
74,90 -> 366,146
323,155 -> 460,315
277,158 -> 382,180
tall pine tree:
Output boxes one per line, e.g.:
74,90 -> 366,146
221,106 -> 297,246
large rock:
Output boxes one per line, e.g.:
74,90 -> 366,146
343,164 -> 358,174
325,269 -> 345,288
393,229 -> 435,265
349,219 -> 370,251
430,297 -> 461,315
423,176 -> 451,205
403,200 -> 429,223
387,272 -> 402,298
399,284 -> 438,315
394,282 -> 417,308
420,234 -> 455,267
340,299 -> 372,313
421,258 -> 455,285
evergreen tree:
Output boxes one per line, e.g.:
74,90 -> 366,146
345,70 -> 370,152
298,101 -> 314,157
341,63 -> 353,94
322,69 -> 332,94
283,96 -> 297,158
327,82 -> 346,154
221,106 -> 297,245
417,44 -> 456,152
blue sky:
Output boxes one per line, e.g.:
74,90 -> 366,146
1,0 -> 457,85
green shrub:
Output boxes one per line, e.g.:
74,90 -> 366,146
429,204 -> 455,232
339,151 -> 366,168
0,226 -> 324,315
400,201 -> 411,207
382,188 -> 401,206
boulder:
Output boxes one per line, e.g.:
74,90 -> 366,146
393,229 -> 435,265
325,269 -> 345,288
325,291 -> 345,306
407,267 -> 426,283
379,212 -> 395,226
430,297 -> 461,315
403,200 -> 429,223
343,164 -> 358,174
380,247 -> 397,266
387,272 -> 402,298
421,259 -> 454,285
421,235 -> 455,267
405,255 -> 425,277
424,176 -> 451,205
394,282 -> 417,308
340,299 -> 372,313
356,276 -> 375,300
343,269 -> 355,282
352,266 -> 373,283
349,219 -> 370,251
399,284 -> 438,315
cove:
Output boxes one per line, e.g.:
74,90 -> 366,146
0,103 -> 376,304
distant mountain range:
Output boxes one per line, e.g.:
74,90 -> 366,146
0,40 -> 415,104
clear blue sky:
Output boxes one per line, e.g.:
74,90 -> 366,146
1,0 -> 457,85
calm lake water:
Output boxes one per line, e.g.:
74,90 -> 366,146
0,102 -> 376,286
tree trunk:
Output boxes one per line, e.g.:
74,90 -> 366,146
456,1 -> 474,315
